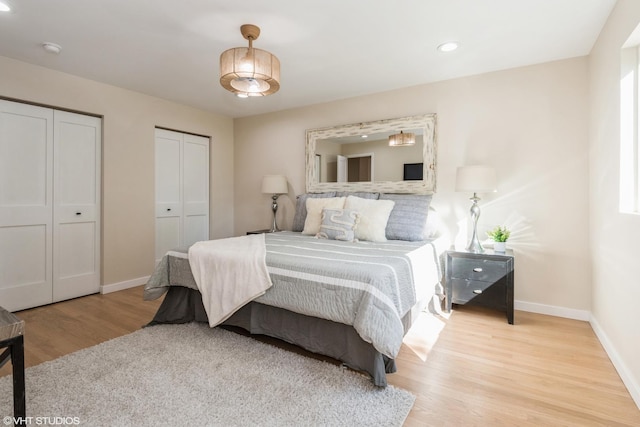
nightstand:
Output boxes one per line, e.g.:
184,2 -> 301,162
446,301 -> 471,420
444,249 -> 515,324
246,229 -> 272,235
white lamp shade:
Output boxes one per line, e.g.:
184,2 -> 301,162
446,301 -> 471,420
261,175 -> 288,194
455,165 -> 497,193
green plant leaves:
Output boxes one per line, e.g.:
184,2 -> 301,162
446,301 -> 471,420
486,225 -> 510,242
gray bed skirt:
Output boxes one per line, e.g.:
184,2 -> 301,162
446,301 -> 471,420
147,286 -> 396,387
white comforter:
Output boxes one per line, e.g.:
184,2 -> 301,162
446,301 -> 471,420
188,234 -> 273,326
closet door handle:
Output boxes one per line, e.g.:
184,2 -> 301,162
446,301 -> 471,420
167,208 -> 172,211
76,212 -> 82,216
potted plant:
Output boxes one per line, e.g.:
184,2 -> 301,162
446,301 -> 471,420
486,225 -> 510,252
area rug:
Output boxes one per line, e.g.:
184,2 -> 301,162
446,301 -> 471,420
0,323 -> 415,426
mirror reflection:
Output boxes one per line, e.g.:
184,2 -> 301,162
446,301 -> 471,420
316,130 -> 424,183
305,114 -> 437,194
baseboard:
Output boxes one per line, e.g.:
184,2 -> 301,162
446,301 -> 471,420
100,276 -> 150,294
590,315 -> 640,409
514,300 -> 590,321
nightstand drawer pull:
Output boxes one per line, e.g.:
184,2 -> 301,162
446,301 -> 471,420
473,267 -> 483,273
473,289 -> 483,294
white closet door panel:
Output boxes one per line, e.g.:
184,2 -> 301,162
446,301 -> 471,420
0,101 -> 53,220
53,222 -> 97,301
55,118 -> 98,205
183,135 -> 209,205
155,130 -> 182,205
183,134 -> 209,244
53,111 -> 101,302
184,215 -> 208,247
155,129 -> 183,262
0,224 -> 51,311
0,100 -> 53,311
0,104 -> 52,208
155,216 -> 181,262
57,222 -> 96,277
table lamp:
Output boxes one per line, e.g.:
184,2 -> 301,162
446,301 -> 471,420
261,175 -> 288,232
455,165 -> 497,253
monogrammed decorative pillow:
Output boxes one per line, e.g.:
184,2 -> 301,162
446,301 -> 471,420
302,197 -> 346,235
316,208 -> 360,242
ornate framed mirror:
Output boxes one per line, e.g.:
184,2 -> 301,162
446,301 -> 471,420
305,114 -> 437,193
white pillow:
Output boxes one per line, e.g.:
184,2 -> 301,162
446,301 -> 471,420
423,207 -> 450,239
344,196 -> 395,242
302,197 -> 346,235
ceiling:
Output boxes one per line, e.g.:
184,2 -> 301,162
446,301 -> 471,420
0,0 -> 616,119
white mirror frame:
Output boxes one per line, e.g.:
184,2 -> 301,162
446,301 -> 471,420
305,113 -> 437,194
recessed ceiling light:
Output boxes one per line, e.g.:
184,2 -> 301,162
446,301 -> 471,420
0,1 -> 12,12
437,41 -> 459,53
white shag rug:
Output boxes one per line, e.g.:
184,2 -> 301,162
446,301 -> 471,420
0,323 -> 415,426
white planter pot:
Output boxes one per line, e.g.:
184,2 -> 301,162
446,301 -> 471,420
493,241 -> 506,252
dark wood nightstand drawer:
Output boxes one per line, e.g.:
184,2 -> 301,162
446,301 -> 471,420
450,257 -> 507,283
450,278 -> 507,309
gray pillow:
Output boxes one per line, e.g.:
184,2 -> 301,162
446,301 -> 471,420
379,194 -> 433,241
335,191 -> 379,199
316,208 -> 360,242
292,192 -> 336,232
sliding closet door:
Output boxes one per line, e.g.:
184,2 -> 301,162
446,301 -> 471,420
0,101 -> 101,311
0,100 -> 54,311
53,111 -> 101,302
155,129 -> 183,264
155,128 -> 209,264
182,134 -> 209,247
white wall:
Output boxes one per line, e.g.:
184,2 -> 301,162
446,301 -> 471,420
234,57 -> 591,314
589,0 -> 640,408
0,56 -> 235,287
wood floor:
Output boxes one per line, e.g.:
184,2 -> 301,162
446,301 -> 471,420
2,287 -> 639,426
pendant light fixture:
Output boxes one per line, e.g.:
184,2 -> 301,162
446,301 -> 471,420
220,24 -> 280,98
388,130 -> 416,147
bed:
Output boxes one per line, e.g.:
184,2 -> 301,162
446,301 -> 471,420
144,193 -> 449,386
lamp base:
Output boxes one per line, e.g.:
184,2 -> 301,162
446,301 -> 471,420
465,239 -> 485,254
466,193 -> 485,253
269,194 -> 280,233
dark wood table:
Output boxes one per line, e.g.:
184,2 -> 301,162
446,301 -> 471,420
0,306 -> 25,425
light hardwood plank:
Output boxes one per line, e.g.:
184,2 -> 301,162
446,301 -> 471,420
396,305 -> 640,426
1,289 -> 639,426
